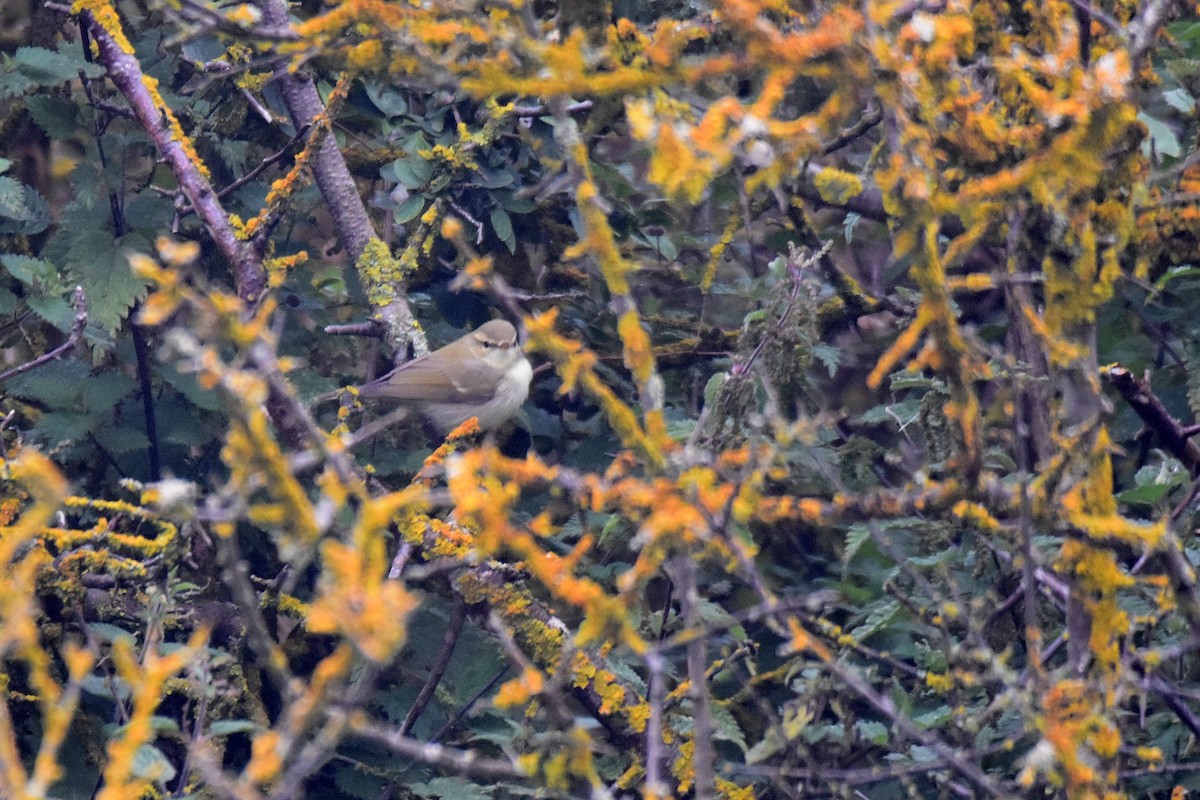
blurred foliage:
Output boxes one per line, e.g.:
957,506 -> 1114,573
4,1 -> 1200,799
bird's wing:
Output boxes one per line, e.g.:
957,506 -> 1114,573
358,355 -> 502,404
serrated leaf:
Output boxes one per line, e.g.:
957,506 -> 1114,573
843,524 -> 871,565
0,176 -> 50,234
711,702 -> 748,752
91,424 -> 150,455
849,599 -> 900,641
745,727 -> 787,764
889,371 -> 943,391
9,360 -> 136,414
24,95 -> 80,139
1,254 -> 60,287
24,292 -> 74,330
0,46 -> 104,99
43,202 -> 147,329
856,719 -> 889,745
334,763 -> 387,800
1116,483 -> 1176,507
913,706 -> 951,729
159,370 -> 223,412
811,342 -> 840,377
85,242 -> 153,331
410,776 -> 493,800
603,657 -> 647,695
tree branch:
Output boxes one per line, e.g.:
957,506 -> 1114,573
76,10 -> 266,303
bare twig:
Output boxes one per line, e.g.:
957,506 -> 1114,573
324,321 -> 383,337
348,717 -> 525,781
644,649 -> 668,798
257,0 -> 423,355
76,9 -> 266,303
1129,0 -> 1183,65
1103,365 -> 1200,474
675,557 -> 715,800
510,100 -> 592,118
0,286 -> 88,384
213,124 -> 311,202
821,104 -> 883,154
427,664 -> 509,744
448,200 -> 485,244
400,596 -> 466,736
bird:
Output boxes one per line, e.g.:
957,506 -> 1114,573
353,319 -> 532,436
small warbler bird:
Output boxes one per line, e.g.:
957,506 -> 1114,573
355,319 -> 532,435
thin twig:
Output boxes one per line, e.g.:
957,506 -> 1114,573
427,664 -> 509,744
644,649 -> 668,797
0,286 -> 88,384
510,100 -> 592,118
324,321 -> 383,337
1129,0 -> 1183,64
400,597 -> 467,736
217,124 -> 311,201
349,717 -> 525,781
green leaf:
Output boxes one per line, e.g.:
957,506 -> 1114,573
1139,112 -> 1182,160
334,763 -> 387,800
1,254 -> 60,287
1164,87 -> 1196,113
843,524 -> 871,565
9,360 -> 136,414
394,193 -> 426,224
490,207 -> 515,253
43,202 -> 151,332
849,599 -> 900,641
1116,482 -> 1175,507
745,727 -> 787,764
209,720 -> 258,736
131,744 -> 176,783
91,424 -> 151,455
363,81 -> 409,117
410,776 -> 493,800
913,706 -> 952,729
474,165 -> 514,189
856,719 -> 889,745
0,175 -> 50,235
25,292 -> 74,331
81,673 -> 130,701
0,46 -> 104,99
811,343 -> 841,377
24,95 -> 80,139
711,702 -> 748,752
86,622 -> 138,645
385,132 -> 435,188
